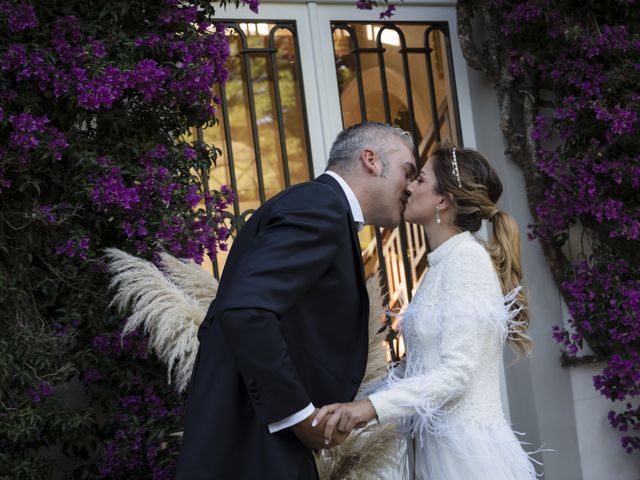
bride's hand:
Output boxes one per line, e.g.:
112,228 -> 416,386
312,399 -> 377,445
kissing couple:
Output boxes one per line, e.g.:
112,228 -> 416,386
176,122 -> 540,479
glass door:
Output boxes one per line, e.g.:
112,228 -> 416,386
205,3 -> 475,315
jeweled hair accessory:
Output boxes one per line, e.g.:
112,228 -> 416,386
450,146 -> 462,188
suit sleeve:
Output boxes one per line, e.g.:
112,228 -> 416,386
216,186 -> 345,426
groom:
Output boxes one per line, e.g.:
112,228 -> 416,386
176,122 -> 416,479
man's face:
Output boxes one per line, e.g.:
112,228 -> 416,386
371,138 -> 416,228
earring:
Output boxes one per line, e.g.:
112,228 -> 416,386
436,205 -> 441,224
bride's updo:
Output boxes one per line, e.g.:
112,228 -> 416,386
430,145 -> 532,358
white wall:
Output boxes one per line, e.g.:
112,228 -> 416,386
569,361 -> 640,479
562,303 -> 640,479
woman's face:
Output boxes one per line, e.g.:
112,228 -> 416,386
404,157 -> 443,226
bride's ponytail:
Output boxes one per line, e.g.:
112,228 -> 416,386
487,210 -> 532,358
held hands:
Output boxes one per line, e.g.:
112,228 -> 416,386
291,408 -> 348,450
311,399 -> 378,446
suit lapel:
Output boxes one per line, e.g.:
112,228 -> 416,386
314,175 -> 367,314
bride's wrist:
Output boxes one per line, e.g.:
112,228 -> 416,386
364,398 -> 378,421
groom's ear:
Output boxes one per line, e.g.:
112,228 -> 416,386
360,148 -> 378,175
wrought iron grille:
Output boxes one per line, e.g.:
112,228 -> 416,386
198,21 -> 314,278
331,21 -> 463,359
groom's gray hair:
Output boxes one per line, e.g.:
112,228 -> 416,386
326,122 -> 414,174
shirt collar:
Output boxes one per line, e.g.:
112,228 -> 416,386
323,170 -> 364,231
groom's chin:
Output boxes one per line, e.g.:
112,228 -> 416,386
378,219 -> 401,229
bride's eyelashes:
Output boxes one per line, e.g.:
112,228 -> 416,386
403,164 -> 417,180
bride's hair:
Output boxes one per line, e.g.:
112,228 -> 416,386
430,145 -> 532,358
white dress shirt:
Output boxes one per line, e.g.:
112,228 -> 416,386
267,171 -> 364,433
323,170 -> 364,231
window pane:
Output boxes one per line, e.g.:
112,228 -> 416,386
198,21 -> 313,277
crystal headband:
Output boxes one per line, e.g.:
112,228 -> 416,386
450,146 -> 462,188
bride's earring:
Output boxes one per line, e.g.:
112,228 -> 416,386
436,205 -> 441,224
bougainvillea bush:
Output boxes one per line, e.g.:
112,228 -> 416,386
0,1 -> 240,477
458,0 -> 639,455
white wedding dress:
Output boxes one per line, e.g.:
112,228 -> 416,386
368,231 -> 540,479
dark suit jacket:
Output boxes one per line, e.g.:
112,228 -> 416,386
175,174 -> 369,480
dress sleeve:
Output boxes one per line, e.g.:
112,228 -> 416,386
358,359 -> 406,399
368,243 -> 505,426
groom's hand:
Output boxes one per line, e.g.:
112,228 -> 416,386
291,409 -> 347,450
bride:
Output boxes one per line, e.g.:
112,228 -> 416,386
313,145 -> 540,479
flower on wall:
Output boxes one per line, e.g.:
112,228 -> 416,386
0,0 -> 252,477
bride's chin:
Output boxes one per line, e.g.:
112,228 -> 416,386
402,210 -> 411,222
